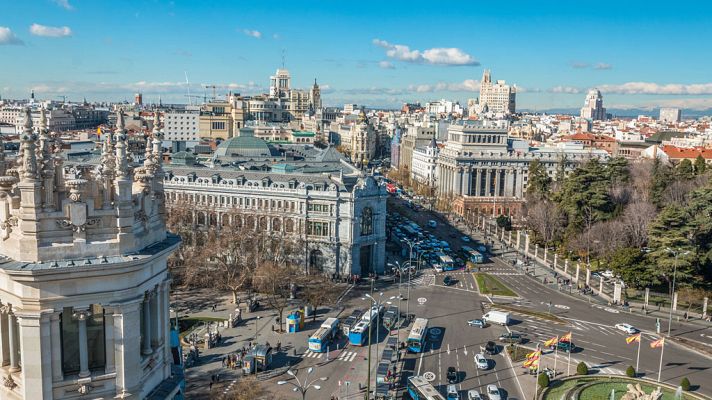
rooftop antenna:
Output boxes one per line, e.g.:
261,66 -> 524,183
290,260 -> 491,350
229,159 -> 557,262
281,48 -> 286,69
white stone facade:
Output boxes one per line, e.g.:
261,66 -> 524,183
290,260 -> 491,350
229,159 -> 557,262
478,70 -> 516,114
411,138 -> 439,185
164,110 -> 199,142
162,168 -> 387,277
0,109 -> 180,399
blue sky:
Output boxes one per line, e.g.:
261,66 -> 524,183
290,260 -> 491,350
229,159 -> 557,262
1,0 -> 711,111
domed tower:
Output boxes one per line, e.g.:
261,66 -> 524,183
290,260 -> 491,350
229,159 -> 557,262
0,109 -> 180,399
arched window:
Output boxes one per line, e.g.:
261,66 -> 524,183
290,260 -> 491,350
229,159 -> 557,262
360,207 -> 373,236
309,249 -> 324,274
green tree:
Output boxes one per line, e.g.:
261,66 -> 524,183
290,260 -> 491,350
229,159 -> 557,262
647,204 -> 696,286
626,365 -> 636,378
496,215 -> 512,231
694,155 -> 707,175
681,377 -> 691,391
537,372 -> 550,388
528,159 -> 552,199
605,156 -> 630,185
608,247 -> 657,289
686,187 -> 712,282
677,159 -> 695,179
576,361 -> 589,375
650,157 -> 672,207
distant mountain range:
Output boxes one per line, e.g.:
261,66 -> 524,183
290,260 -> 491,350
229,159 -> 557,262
521,107 -> 712,118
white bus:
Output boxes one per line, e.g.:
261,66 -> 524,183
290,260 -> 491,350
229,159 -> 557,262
308,317 -> 339,352
407,375 -> 446,400
407,318 -> 429,353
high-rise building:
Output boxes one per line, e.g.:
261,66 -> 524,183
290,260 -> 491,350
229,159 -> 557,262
659,107 -> 681,123
580,89 -> 606,121
269,69 -> 292,99
0,109 -> 181,399
478,70 -> 516,114
134,93 -> 143,105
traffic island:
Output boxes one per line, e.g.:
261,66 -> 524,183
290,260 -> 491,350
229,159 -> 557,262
488,303 -> 567,324
473,272 -> 518,297
539,375 -> 709,400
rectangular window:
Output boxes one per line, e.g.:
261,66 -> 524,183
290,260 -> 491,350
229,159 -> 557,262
306,221 -> 329,236
212,121 -> 225,130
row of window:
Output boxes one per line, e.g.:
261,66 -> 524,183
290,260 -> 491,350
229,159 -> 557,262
168,191 -> 300,211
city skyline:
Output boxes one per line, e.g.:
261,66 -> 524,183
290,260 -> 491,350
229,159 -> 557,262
1,0 -> 712,111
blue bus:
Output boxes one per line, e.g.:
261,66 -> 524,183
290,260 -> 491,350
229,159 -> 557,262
348,308 -> 378,346
435,252 -> 456,271
407,318 -> 429,353
462,246 -> 484,264
308,317 -> 339,352
407,375 -> 445,400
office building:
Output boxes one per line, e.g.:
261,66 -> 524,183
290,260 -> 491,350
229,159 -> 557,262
478,70 -> 516,114
659,107 -> 681,123
580,89 -> 607,121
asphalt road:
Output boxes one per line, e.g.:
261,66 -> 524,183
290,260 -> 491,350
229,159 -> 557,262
391,197 -> 712,397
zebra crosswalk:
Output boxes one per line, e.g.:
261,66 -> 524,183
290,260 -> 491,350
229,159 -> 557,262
409,275 -> 435,287
302,350 -> 359,363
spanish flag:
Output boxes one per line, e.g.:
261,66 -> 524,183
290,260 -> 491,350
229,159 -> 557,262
560,332 -> 572,343
626,333 -> 641,344
544,336 -> 559,347
650,338 -> 665,349
526,350 -> 541,360
97,127 -> 102,138
523,357 -> 540,368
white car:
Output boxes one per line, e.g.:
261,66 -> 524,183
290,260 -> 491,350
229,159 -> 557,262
615,323 -> 639,334
467,390 -> 484,400
461,236 -> 471,242
486,384 -> 501,400
434,264 -> 443,273
475,353 -> 489,370
601,270 -> 615,278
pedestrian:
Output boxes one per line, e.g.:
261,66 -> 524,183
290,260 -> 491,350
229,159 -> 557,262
222,356 -> 226,367
209,381 -> 213,391
684,312 -> 689,321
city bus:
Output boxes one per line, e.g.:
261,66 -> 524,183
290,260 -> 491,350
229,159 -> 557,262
407,318 -> 429,352
407,375 -> 446,400
308,317 -> 339,353
461,246 -> 484,264
349,308 -> 378,346
435,252 -> 456,271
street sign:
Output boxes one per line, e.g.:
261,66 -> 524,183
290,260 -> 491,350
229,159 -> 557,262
423,372 -> 436,381
417,297 -> 427,305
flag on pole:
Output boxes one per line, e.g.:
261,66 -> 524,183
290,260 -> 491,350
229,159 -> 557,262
526,350 -> 541,360
650,338 -> 665,348
97,127 -> 102,138
626,333 -> 642,344
544,336 -> 559,347
560,331 -> 572,342
523,357 -> 540,368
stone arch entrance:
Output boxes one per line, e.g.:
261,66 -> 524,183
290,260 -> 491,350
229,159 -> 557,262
308,249 -> 325,275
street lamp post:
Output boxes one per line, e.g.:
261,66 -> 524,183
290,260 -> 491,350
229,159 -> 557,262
254,316 -> 261,344
362,292 -> 396,399
665,248 -> 688,337
277,367 -> 328,400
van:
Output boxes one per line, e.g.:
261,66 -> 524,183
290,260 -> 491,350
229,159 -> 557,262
482,311 -> 511,326
428,220 -> 437,228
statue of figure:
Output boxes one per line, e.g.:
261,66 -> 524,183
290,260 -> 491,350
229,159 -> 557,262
620,383 -> 663,400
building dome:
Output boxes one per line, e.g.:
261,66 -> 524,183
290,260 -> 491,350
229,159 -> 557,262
213,129 -> 274,158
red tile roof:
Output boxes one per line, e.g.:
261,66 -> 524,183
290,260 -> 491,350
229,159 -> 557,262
662,145 -> 712,160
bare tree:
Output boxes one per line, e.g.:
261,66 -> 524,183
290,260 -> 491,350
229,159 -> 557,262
302,276 -> 341,322
525,199 -> 565,246
620,201 -> 657,248
628,160 -> 653,202
255,262 -> 299,332
219,377 -> 267,400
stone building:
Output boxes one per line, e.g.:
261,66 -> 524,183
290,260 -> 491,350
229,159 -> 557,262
437,120 -> 609,216
162,133 -> 387,277
0,109 -> 180,399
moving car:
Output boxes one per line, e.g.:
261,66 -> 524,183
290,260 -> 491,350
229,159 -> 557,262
475,353 -> 489,370
467,319 -> 486,328
615,323 -> 639,334
434,264 -> 444,273
461,236 -> 471,242
486,384 -> 501,400
467,390 -> 484,400
428,220 -> 437,228
601,270 -> 615,278
498,332 -> 524,344
485,341 -> 497,355
482,311 -> 511,326
447,366 -> 458,383
550,340 -> 576,353
447,384 -> 460,399
443,275 -> 454,286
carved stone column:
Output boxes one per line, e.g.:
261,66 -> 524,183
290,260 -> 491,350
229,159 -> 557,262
142,293 -> 153,355
73,307 -> 92,378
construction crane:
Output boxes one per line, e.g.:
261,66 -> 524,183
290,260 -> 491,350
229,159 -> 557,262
56,95 -> 67,103
184,95 -> 204,105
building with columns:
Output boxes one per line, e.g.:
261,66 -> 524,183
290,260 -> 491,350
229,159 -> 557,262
0,109 -> 181,399
437,120 -> 609,216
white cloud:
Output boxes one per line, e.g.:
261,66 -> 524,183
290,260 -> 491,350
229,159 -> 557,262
571,61 -> 612,70
52,0 -> 74,10
343,79 -> 480,96
30,23 -> 72,37
598,82 -> 712,95
242,29 -> 262,39
0,27 -> 24,45
594,62 -> 612,70
571,62 -> 589,69
378,61 -> 395,69
372,38 -> 479,66
549,86 -> 582,94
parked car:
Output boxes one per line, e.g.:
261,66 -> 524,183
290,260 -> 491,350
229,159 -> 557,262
447,366 -> 458,383
467,319 -> 486,328
467,390 -> 484,400
615,323 -> 639,334
475,353 -> 489,370
601,270 -> 615,278
498,332 -> 524,344
486,384 -> 502,400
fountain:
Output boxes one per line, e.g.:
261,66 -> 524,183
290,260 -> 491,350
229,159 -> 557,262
674,386 -> 684,400
610,388 -> 616,400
